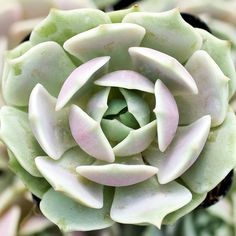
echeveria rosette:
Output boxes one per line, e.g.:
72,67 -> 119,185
1,7 -> 236,232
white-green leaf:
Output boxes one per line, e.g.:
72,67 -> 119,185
123,9 -> 202,63
154,80 -> 179,152
35,147 -> 103,209
157,115 -> 211,184
3,41 -> 75,107
76,164 -> 158,186
176,50 -> 229,127
129,47 -> 198,95
110,177 -> 192,228
182,111 -> 236,193
69,105 -> 114,162
113,120 -> 157,156
56,56 -> 110,111
0,106 -> 43,177
95,70 -> 154,93
64,23 -> 145,70
29,84 -> 76,160
30,8 -> 111,45
40,188 -> 114,232
120,89 -> 150,127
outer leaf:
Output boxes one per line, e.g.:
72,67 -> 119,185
29,84 -> 76,160
3,41 -> 75,107
123,9 -> 202,63
197,28 -> 236,99
30,9 -> 111,45
8,151 -> 50,198
176,50 -> 229,127
40,188 -> 114,232
69,105 -> 114,162
64,23 -> 146,70
182,111 -> 236,193
163,191 -> 207,225
111,177 -> 192,228
0,106 -> 43,177
35,147 -> 103,209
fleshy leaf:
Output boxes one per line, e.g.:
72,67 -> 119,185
129,47 -> 198,95
35,147 -> 103,209
182,111 -> 236,193
197,28 -> 236,99
107,5 -> 140,23
69,105 -> 114,162
147,116 -> 211,184
56,56 -> 110,111
76,164 -> 158,186
104,99 -> 127,117
101,119 -> 133,142
87,88 -> 110,122
64,23 -> 145,70
123,9 -> 202,63
95,70 -> 154,93
8,151 -> 50,198
0,206 -> 20,236
120,89 -> 150,127
3,41 -> 75,107
154,80 -> 179,152
110,177 -> 192,228
40,188 -> 114,232
30,9 -> 111,45
176,50 -> 229,127
113,120 -> 156,156
0,106 -> 43,177
29,84 -> 76,160
163,191 -> 207,225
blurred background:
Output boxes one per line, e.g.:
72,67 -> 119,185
1,0 -> 236,235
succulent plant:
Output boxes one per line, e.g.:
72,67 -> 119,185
1,6 -> 236,232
